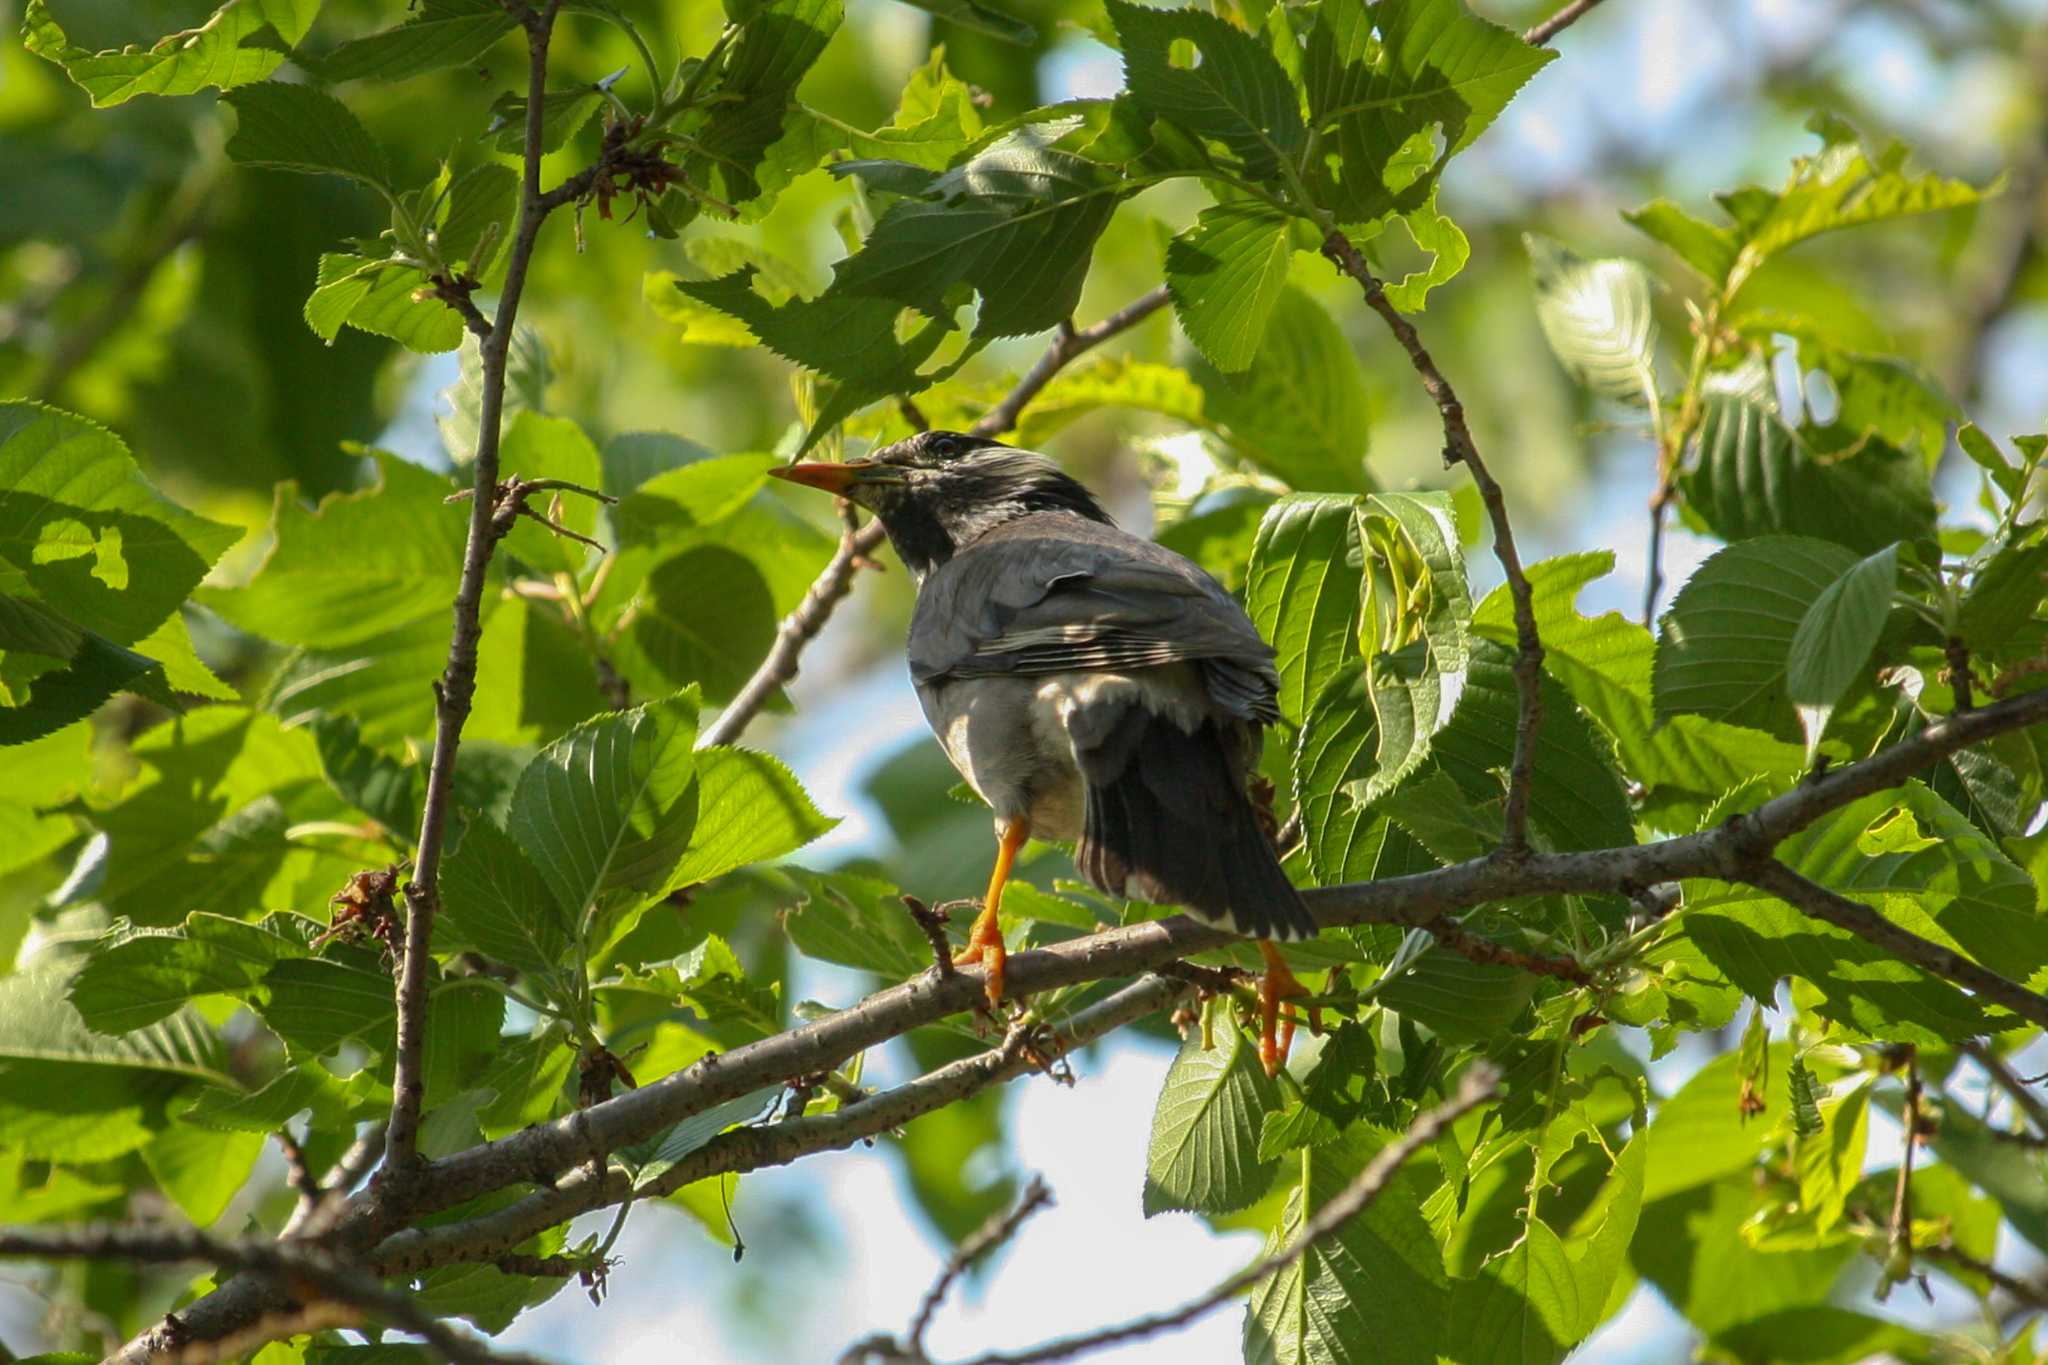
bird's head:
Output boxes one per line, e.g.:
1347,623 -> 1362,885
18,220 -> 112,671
770,430 -> 1112,580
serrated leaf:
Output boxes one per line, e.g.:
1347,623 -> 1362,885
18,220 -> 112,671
202,453 -> 465,649
1527,235 -> 1658,406
441,818 -> 574,993
892,0 -> 1034,42
303,255 -> 464,353
780,869 -> 932,978
223,83 -> 393,192
143,1120 -> 265,1226
1142,1025 -> 1278,1216
1472,553 -> 1805,829
665,748 -> 836,888
1303,0 -> 1552,224
1012,358 -> 1208,449
1683,395 -> 1935,553
319,0 -> 518,83
1245,1123 -> 1448,1365
829,122 -> 1122,340
1109,0 -> 1304,178
22,0 -> 307,107
1198,287 -> 1373,492
1623,199 -> 1738,282
1785,542 -> 1897,761
68,912 -> 314,1035
0,962 -> 231,1088
1166,202 -> 1294,373
486,85 -> 604,156
504,693 -> 702,921
1246,493 -> 1365,725
1654,536 -> 1860,738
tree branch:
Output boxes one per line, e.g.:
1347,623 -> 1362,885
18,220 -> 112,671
0,1226 -> 547,1365
1320,230 -> 1546,854
383,0 -> 569,1186
370,976 -> 1188,1277
1745,862 -> 2048,1030
904,1176 -> 1055,1355
1522,0 -> 1609,46
117,682 -> 2048,1357
699,285 -> 1172,750
1960,1039 -> 2048,1135
944,1064 -> 1500,1365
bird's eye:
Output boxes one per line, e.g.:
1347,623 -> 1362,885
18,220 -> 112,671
929,435 -> 962,459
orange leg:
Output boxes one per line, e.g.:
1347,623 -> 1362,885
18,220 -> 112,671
1257,941 -> 1320,1077
955,819 -> 1029,1008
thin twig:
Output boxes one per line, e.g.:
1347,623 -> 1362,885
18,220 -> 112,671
1321,231 -> 1545,854
1522,0 -> 1609,46
701,288 -> 1170,750
1422,918 -> 1590,983
1642,484 -> 1671,625
970,288 -> 1171,440
0,1226 -> 549,1365
277,1130 -> 320,1214
1882,1048 -> 1921,1300
903,895 -> 959,980
1747,862 -> 2048,1030
1960,1040 -> 2048,1135
1921,1241 -> 2048,1311
945,1065 -> 1500,1365
383,0 -> 570,1185
908,1177 -> 1054,1352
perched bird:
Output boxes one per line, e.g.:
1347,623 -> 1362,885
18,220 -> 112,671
771,431 -> 1319,1074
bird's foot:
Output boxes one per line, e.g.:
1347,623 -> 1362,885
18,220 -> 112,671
1257,943 -> 1319,1078
952,901 -> 1008,1009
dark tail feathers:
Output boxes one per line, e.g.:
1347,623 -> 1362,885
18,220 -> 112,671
1076,710 -> 1316,941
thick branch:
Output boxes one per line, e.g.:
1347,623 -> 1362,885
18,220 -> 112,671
947,1064 -> 1500,1365
370,977 -> 1187,1277
1522,0 -> 1608,46
1746,862 -> 2048,1030
384,0 -> 567,1184
0,1226 -> 544,1365
1321,231 -> 1545,853
700,285 -> 1171,750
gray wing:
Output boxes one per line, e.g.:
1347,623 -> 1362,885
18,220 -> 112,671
908,514 -> 1281,723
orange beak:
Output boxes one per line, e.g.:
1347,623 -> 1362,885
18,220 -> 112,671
770,462 -> 862,494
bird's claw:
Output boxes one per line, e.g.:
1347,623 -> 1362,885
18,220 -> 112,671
953,901 -> 1007,1009
1257,944 -> 1319,1078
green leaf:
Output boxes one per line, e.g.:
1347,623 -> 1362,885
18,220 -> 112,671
0,962 -> 231,1089
1472,553 -> 1805,830
319,0 -> 519,83
624,547 -> 782,704
504,693 -> 702,921
1957,422 -> 2028,504
685,0 -> 845,209
22,0 -> 309,108
1295,663 -> 1441,887
203,453 -> 464,649
1526,235 -> 1658,406
1142,1024 -> 1279,1216
1246,1124 -> 1448,1365
1108,0 -> 1305,178
1303,0 -> 1553,224
1354,491 -> 1472,803
1684,783 -> 2045,1042
620,1084 -> 781,1192
1622,199 -> 1738,282
143,1120 -> 265,1226
1377,186 -> 1472,312
1198,287 -> 1373,492
1246,493 -> 1364,725
1653,536 -> 1861,739
780,869 -> 932,978
0,403 -> 240,648
496,412 -> 603,574
890,0 -> 1034,43
1166,202 -> 1295,373
603,934 -> 782,1039
829,123 -> 1123,340
673,270 -> 963,447
68,912 -> 314,1035
664,748 -> 836,888
1378,947 -> 1537,1043
303,255 -> 464,353
1014,358 -> 1210,450
441,818 -> 575,994
1682,395 -> 1935,554
1641,1041 -> 1789,1204
1785,543 -> 1898,761
1960,535 -> 2048,650
436,162 -> 518,278
223,83 -> 394,192
486,85 -> 604,156
1416,637 -> 1636,854
1443,1134 -> 1647,1365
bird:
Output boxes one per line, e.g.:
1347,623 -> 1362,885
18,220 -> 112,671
770,430 -> 1320,1074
